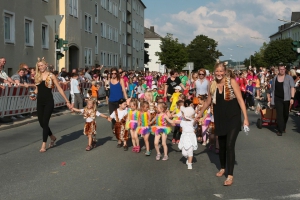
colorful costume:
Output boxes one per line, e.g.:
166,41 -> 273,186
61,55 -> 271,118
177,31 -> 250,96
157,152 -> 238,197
82,108 -> 100,136
125,110 -> 140,130
151,114 -> 172,135
113,110 -> 129,142
136,111 -> 151,135
170,92 -> 181,111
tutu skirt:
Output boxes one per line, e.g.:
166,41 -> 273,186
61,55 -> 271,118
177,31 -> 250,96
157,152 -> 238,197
151,126 -> 172,135
136,126 -> 151,135
125,120 -> 138,130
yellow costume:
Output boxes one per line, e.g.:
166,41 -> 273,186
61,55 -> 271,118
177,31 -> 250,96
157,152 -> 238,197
170,92 -> 181,111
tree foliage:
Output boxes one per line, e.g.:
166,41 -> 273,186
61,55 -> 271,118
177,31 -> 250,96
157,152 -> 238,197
186,35 -> 223,71
155,33 -> 188,71
264,38 -> 297,66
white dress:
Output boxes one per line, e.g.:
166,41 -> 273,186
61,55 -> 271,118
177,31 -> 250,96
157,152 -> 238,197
178,120 -> 198,151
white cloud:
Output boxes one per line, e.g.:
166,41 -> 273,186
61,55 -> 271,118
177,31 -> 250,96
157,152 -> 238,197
145,0 -> 300,61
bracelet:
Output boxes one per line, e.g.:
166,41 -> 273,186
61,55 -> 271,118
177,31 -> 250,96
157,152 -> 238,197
291,97 -> 294,100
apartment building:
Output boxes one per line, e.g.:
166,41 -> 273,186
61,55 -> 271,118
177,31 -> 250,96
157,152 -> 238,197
0,0 -> 56,76
0,0 -> 146,75
269,12 -> 300,41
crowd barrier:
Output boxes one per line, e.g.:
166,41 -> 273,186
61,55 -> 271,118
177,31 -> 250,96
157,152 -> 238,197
0,82 -> 91,118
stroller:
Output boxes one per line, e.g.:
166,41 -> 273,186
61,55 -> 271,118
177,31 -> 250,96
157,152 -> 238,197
256,103 -> 277,129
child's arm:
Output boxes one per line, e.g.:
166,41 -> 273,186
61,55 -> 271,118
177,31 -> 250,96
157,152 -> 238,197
165,115 -> 175,126
72,107 -> 82,113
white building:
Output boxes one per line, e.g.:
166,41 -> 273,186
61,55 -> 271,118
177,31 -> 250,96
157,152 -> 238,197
144,26 -> 165,73
269,12 -> 300,41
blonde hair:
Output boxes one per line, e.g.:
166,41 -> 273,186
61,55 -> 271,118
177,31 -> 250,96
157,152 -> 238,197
157,102 -> 167,112
85,98 -> 97,111
144,91 -> 153,103
35,57 -> 47,84
91,81 -> 96,85
210,62 -> 227,95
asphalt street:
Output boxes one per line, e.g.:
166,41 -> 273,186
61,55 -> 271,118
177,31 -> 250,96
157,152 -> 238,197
0,106 -> 300,200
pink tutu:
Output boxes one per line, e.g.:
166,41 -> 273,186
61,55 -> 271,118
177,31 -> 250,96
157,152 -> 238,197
136,126 -> 151,135
151,126 -> 171,135
125,120 -> 138,130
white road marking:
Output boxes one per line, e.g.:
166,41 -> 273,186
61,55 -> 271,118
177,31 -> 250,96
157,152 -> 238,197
214,194 -> 224,198
275,193 -> 300,199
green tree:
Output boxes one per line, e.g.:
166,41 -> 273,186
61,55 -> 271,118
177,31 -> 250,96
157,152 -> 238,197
264,38 -> 297,66
155,33 -> 188,71
186,35 -> 223,71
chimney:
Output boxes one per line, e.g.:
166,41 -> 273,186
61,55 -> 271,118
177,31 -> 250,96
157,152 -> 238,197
150,26 -> 154,32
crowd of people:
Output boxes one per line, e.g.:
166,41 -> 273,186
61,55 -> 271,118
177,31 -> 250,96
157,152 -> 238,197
1,55 -> 299,186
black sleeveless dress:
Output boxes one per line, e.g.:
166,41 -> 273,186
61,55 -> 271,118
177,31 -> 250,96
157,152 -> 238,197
213,88 -> 241,136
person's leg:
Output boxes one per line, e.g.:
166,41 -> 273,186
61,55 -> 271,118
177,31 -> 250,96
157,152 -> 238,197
274,97 -> 284,134
217,135 -> 227,172
161,134 -> 168,156
75,93 -> 83,109
154,134 -> 161,155
226,130 -> 239,176
109,101 -> 119,129
187,147 -> 193,163
282,100 -> 290,132
37,104 -> 47,151
144,134 -> 150,152
130,130 -> 137,148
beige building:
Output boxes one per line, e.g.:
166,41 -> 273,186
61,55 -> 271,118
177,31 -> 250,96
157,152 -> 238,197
269,12 -> 300,41
0,0 -> 146,76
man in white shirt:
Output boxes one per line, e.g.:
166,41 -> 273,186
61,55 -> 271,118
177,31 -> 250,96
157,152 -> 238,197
71,73 -> 83,109
0,57 -> 15,86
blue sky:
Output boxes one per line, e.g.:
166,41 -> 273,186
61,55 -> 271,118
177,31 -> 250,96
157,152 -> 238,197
144,0 -> 300,63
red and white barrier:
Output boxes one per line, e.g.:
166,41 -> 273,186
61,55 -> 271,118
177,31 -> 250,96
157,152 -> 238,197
0,82 -> 91,118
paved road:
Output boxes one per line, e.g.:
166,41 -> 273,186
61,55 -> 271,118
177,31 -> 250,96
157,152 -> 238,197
0,106 -> 300,200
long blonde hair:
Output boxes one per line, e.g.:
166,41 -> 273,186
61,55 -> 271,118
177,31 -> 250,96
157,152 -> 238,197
34,57 -> 47,84
210,62 -> 227,95
144,91 -> 153,103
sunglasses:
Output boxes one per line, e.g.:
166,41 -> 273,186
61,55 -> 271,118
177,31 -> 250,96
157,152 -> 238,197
111,72 -> 117,74
199,73 -> 205,75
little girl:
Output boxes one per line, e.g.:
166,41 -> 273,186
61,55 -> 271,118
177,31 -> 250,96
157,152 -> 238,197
110,98 -> 129,151
144,91 -> 156,119
197,95 -> 211,146
126,99 -> 140,152
170,86 -> 182,111
175,106 -> 198,169
171,100 -> 184,144
151,102 -> 174,161
72,98 -> 110,151
137,101 -> 151,156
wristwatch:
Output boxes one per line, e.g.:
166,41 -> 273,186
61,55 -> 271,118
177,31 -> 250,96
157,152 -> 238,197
291,97 -> 294,100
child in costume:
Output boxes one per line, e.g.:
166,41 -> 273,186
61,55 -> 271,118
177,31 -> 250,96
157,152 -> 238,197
144,90 -> 156,120
151,102 -> 175,161
174,106 -> 198,169
72,98 -> 110,151
126,99 -> 141,152
171,100 -> 184,144
109,98 -> 129,151
170,86 -> 182,111
152,85 -> 158,102
137,101 -> 152,156
196,95 -> 211,146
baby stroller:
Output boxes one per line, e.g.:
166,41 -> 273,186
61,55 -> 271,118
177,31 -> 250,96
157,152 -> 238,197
256,103 -> 277,129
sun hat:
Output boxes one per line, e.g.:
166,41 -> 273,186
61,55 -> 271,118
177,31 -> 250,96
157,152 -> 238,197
174,86 -> 181,90
180,106 -> 195,120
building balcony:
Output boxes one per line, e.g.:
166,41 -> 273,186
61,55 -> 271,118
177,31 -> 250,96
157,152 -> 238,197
127,2 -> 131,13
127,24 -> 131,34
127,46 -> 132,54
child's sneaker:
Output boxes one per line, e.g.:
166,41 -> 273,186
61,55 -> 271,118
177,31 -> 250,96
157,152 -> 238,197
145,151 -> 151,156
136,146 -> 140,153
156,154 -> 161,161
187,163 -> 192,169
162,155 -> 168,161
172,139 -> 176,144
132,146 -> 137,152
186,160 -> 188,165
202,141 -> 207,146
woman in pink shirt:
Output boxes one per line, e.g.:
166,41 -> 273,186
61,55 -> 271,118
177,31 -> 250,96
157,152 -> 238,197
145,71 -> 153,88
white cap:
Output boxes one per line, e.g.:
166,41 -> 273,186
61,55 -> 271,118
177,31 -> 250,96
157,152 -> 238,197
180,106 -> 195,120
174,86 -> 181,90
296,69 -> 300,74
152,85 -> 157,90
152,80 -> 156,85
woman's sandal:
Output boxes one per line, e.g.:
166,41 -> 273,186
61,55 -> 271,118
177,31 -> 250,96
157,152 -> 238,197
85,145 -> 93,151
39,148 -> 47,153
224,177 -> 233,186
49,137 -> 57,148
216,169 -> 225,177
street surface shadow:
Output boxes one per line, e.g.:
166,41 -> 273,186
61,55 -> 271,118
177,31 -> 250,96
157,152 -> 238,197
55,130 -> 83,147
179,156 -> 198,164
97,136 -> 113,146
290,115 -> 300,133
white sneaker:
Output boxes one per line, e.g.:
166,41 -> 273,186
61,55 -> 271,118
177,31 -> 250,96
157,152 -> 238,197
187,163 -> 192,169
206,139 -> 209,144
11,116 -> 17,120
202,141 -> 207,146
186,160 -> 188,165
17,114 -> 25,118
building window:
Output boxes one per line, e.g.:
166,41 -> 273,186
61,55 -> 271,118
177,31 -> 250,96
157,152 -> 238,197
109,0 -> 113,13
69,0 -> 78,17
101,0 -> 105,9
84,48 -> 92,66
101,22 -> 106,38
95,34 -> 98,55
95,3 -> 98,23
25,18 -> 34,46
122,10 -> 126,22
106,24 -> 109,39
42,24 -> 49,49
4,11 -> 15,43
84,13 -> 92,33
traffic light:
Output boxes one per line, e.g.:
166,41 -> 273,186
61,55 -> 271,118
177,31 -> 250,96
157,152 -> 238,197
55,35 -> 69,60
144,50 -> 150,64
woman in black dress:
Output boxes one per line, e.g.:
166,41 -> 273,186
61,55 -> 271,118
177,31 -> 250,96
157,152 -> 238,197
200,62 -> 249,186
30,58 -> 72,152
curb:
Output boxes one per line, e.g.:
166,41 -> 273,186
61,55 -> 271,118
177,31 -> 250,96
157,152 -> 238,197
0,109 -> 71,132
